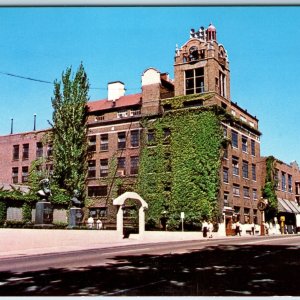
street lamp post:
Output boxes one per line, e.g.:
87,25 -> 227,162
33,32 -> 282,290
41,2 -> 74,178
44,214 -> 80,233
257,198 -> 268,236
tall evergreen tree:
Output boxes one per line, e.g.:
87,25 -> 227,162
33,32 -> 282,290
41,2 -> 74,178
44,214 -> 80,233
50,63 -> 89,197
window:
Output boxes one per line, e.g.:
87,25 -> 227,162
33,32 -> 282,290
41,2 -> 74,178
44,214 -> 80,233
22,166 -> 29,183
22,144 -> 29,160
118,132 -> 126,149
130,130 -> 140,147
147,130 -> 155,144
252,164 -> 256,181
12,167 -> 18,184
240,116 -> 247,123
251,140 -> 256,156
288,174 -> 293,193
232,156 -> 239,176
282,172 -> 286,191
244,208 -> 250,224
185,68 -> 204,95
130,109 -> 141,116
88,160 -> 96,178
88,186 -> 108,197
231,130 -> 238,148
130,156 -> 139,175
222,125 -> 227,138
243,186 -> 250,198
13,145 -> 19,160
89,207 -> 107,218
275,169 -> 280,189
88,136 -> 97,152
163,128 -> 171,144
47,144 -> 53,157
224,191 -> 229,206
36,142 -> 43,158
253,189 -> 258,200
242,160 -> 249,179
117,110 -> 128,118
117,157 -> 126,176
100,134 -> 109,151
233,184 -> 240,196
219,71 -> 226,97
100,159 -> 109,177
242,136 -> 248,153
223,167 -> 229,183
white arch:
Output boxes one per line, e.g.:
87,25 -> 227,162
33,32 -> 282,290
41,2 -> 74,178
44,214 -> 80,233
113,192 -> 148,237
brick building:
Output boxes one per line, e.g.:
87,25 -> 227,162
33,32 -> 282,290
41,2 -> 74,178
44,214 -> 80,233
259,157 -> 300,232
0,23 -> 299,233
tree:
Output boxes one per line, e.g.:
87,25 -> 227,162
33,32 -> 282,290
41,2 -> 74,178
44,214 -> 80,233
50,63 -> 89,198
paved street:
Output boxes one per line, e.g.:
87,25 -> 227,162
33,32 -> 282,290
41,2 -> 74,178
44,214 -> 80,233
0,229 -> 300,296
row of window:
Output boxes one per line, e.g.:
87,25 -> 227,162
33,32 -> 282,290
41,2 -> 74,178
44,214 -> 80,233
12,164 -> 53,184
223,160 -> 256,181
94,109 -> 141,122
274,170 -> 293,193
88,130 -> 140,152
224,184 -> 258,205
88,156 -> 139,178
12,143 -> 53,161
229,129 -> 256,155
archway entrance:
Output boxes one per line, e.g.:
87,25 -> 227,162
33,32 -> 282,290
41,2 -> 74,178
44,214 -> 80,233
113,192 -> 148,238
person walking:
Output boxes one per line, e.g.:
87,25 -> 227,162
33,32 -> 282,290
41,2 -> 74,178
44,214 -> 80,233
202,220 -> 208,238
251,222 -> 255,235
208,221 -> 214,238
236,220 -> 241,236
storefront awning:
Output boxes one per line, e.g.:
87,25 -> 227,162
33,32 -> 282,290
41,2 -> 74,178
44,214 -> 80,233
278,198 -> 300,214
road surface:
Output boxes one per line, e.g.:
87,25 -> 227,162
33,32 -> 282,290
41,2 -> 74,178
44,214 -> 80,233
0,234 -> 300,296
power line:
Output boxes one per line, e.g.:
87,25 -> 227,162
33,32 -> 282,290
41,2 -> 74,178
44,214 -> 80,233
0,70 -> 140,91
0,71 -> 52,84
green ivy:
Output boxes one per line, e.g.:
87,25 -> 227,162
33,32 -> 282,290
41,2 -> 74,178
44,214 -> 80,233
161,92 -> 215,109
0,202 -> 6,223
22,202 -> 32,222
137,108 -> 225,230
262,156 -> 278,220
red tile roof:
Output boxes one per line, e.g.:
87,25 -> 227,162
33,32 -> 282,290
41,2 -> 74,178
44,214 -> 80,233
87,93 -> 142,113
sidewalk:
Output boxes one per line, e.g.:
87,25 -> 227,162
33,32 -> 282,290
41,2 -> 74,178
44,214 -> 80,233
0,228 -> 224,259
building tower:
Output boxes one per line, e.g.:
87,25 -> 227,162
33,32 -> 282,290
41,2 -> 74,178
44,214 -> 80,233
174,23 -> 230,101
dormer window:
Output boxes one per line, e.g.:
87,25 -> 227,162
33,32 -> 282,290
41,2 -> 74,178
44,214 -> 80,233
117,110 -> 127,118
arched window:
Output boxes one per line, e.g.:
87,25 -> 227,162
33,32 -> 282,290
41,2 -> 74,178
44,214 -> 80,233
189,46 -> 199,61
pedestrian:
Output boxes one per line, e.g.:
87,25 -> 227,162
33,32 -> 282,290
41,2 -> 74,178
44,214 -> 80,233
251,222 -> 255,235
96,219 -> 103,230
236,220 -> 241,236
87,216 -> 94,229
208,221 -> 213,238
265,222 -> 270,235
202,220 -> 208,238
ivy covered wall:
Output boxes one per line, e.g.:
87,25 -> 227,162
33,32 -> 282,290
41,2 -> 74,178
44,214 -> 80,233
262,156 -> 278,221
137,107 -> 225,230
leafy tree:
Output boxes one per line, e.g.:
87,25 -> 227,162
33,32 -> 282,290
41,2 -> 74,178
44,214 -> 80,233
50,63 -> 89,198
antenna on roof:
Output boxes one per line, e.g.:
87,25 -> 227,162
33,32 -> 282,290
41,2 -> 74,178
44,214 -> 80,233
33,113 -> 37,131
10,118 -> 13,135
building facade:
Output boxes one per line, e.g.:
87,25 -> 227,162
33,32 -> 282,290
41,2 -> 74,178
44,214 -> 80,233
0,23 -> 299,233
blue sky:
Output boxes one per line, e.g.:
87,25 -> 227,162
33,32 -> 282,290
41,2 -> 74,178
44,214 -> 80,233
0,6 -> 299,164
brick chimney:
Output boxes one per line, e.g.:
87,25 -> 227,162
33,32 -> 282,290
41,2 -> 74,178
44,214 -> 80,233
107,81 -> 125,101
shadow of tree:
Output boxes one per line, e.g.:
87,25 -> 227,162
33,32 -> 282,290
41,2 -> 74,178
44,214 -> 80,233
0,244 -> 299,296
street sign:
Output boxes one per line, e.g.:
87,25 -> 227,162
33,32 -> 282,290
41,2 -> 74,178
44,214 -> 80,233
181,212 -> 185,219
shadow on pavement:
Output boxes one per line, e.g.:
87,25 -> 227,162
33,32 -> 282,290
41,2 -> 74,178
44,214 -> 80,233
0,243 -> 299,296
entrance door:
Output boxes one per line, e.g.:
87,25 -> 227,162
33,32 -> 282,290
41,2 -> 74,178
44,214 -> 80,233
225,216 -> 234,236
